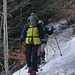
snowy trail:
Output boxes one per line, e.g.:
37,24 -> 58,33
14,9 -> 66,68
42,37 -> 75,75
12,34 -> 75,75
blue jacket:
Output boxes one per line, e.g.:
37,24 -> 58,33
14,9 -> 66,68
19,23 -> 45,43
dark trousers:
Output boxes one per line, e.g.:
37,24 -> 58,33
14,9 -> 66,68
26,44 -> 38,70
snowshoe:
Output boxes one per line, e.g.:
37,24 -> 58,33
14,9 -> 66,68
30,72 -> 36,75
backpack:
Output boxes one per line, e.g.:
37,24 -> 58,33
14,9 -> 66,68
25,23 -> 44,39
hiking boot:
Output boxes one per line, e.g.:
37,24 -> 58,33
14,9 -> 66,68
30,72 -> 36,75
30,70 -> 36,75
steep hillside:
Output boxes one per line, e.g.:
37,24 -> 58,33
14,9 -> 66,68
0,0 -> 75,74
12,26 -> 75,75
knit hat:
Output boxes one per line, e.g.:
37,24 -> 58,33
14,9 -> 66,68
30,13 -> 36,22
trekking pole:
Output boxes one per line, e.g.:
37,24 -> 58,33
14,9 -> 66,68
46,41 -> 49,61
40,45 -> 42,60
48,40 -> 57,56
53,34 -> 62,56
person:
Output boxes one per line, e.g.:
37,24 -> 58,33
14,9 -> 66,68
19,13 -> 45,75
37,20 -> 55,64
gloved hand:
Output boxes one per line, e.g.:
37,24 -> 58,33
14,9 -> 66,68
19,38 -> 25,43
51,26 -> 55,30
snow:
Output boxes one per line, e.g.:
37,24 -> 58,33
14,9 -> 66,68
12,22 -> 75,75
44,38 -> 75,75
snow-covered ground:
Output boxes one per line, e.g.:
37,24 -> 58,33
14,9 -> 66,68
12,22 -> 75,75
44,36 -> 75,75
